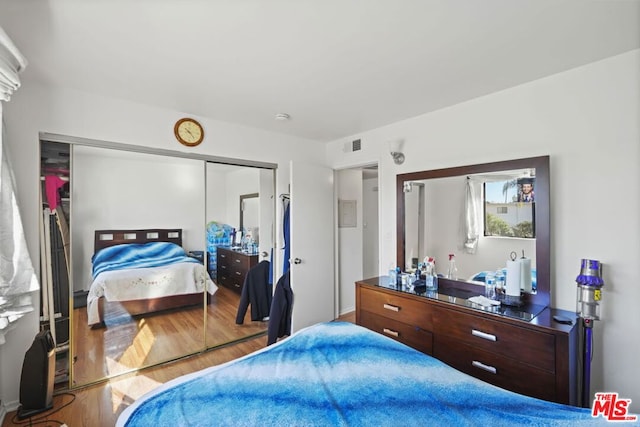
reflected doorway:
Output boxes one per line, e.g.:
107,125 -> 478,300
336,164 -> 379,316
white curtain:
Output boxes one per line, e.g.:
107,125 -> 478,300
462,178 -> 481,254
0,25 -> 35,345
0,26 -> 27,102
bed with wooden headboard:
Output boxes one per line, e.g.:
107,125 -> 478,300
87,228 -> 216,328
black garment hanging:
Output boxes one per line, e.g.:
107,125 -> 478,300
267,270 -> 293,346
235,260 -> 272,324
282,199 -> 290,274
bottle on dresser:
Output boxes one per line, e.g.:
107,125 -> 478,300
424,259 -> 438,291
446,253 -> 458,279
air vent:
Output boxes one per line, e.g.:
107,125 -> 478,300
342,139 -> 363,153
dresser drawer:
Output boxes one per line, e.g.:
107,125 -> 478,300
231,253 -> 250,269
359,286 -> 432,331
359,310 -> 433,355
217,250 -> 231,265
434,335 -> 556,402
228,266 -> 246,292
433,307 -> 555,372
216,248 -> 258,294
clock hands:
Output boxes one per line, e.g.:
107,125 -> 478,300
175,118 -> 203,146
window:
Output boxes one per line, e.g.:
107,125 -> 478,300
483,179 -> 535,238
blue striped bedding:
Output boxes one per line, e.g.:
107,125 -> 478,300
92,241 -> 199,279
117,322 -> 615,427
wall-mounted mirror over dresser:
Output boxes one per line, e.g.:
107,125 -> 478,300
356,156 -> 583,406
39,133 -> 276,388
397,155 -> 550,308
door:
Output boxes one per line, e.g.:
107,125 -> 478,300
289,161 -> 335,332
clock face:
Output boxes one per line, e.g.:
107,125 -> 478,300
174,118 -> 204,147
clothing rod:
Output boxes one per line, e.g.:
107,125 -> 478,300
40,175 -> 69,182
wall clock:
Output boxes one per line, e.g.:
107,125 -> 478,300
174,118 -> 204,147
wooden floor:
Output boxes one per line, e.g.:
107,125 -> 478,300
73,285 -> 267,385
2,311 -> 355,427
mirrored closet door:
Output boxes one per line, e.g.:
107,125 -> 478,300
39,136 -> 275,388
203,162 -> 273,348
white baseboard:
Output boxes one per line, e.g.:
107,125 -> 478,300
3,399 -> 20,412
1,398 -> 21,424
339,305 -> 355,316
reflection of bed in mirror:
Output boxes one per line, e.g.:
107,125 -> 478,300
87,228 -> 216,328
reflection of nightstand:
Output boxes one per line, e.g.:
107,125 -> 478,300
187,250 -> 204,263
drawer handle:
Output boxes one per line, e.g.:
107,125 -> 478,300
234,283 -> 240,288
383,328 -> 399,337
235,271 -> 242,276
383,303 -> 400,312
235,259 -> 241,263
471,329 -> 497,342
472,360 -> 497,374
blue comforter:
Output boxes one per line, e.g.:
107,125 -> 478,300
92,241 -> 199,279
118,322 -> 617,427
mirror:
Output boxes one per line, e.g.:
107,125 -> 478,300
397,156 -> 549,307
40,137 -> 275,388
240,193 -> 259,245
204,164 -> 273,347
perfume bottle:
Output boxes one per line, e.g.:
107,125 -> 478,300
447,253 -> 458,279
425,261 -> 438,291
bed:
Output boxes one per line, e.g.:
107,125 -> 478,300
86,229 -> 217,327
117,321 -> 614,426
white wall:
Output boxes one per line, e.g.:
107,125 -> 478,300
205,166 -> 229,226
258,168 -> 275,263
225,168 -> 260,231
1,82 -> 325,410
326,50 -> 640,411
336,169 -> 363,315
362,177 -> 379,279
72,146 -> 206,291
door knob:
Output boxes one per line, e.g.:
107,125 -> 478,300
292,258 -> 302,264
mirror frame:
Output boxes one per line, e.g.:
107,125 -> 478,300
396,156 -> 550,307
239,192 -> 259,235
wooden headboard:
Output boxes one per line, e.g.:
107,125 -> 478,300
94,229 -> 183,253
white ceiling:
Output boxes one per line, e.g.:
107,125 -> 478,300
1,0 -> 639,143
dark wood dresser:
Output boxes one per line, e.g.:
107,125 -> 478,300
356,277 -> 579,406
216,247 -> 258,294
